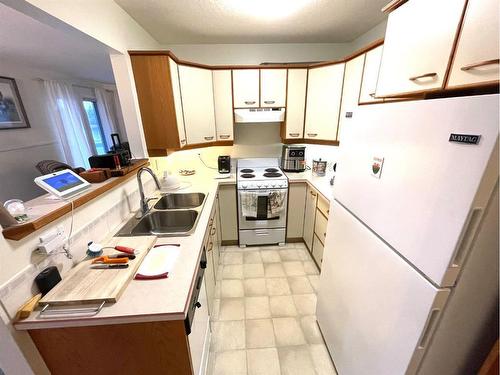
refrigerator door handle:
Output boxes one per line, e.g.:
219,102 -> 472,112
417,308 -> 441,349
451,208 -> 483,268
442,207 -> 484,286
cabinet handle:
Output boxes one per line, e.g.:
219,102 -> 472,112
264,100 -> 275,104
409,72 -> 437,81
461,58 -> 499,71
180,139 -> 186,144
219,134 -> 231,139
244,101 -> 256,105
310,191 -> 317,197
204,136 -> 214,141
307,133 -> 318,137
369,92 -> 376,98
208,242 -> 214,251
211,227 -> 216,236
323,233 -> 326,237
289,133 -> 300,137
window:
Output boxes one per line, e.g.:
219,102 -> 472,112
82,99 -> 108,155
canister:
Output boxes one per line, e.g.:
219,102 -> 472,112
312,159 -> 327,176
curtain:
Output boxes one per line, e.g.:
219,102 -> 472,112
44,80 -> 93,168
95,87 -> 121,148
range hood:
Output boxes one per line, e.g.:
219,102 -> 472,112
234,108 -> 285,123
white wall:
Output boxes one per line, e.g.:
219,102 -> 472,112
349,19 -> 387,52
0,61 -> 66,202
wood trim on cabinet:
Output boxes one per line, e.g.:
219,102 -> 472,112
382,0 -> 408,13
29,320 -> 193,375
478,340 -> 499,375
301,69 -> 310,140
442,0 -> 470,89
282,138 -> 340,146
343,38 -> 385,62
2,159 -> 149,241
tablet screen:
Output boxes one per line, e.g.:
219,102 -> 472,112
42,172 -> 85,193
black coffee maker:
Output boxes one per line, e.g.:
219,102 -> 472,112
218,155 -> 231,174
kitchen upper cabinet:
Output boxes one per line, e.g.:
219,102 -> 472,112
284,69 -> 308,139
233,69 -> 259,108
376,0 -> 467,97
303,185 -> 318,251
447,0 -> 499,88
286,182 -> 307,239
304,63 -> 345,141
212,70 -> 234,141
260,69 -> 287,107
168,58 -> 187,148
359,45 -> 384,104
338,54 -> 365,140
178,65 -> 217,145
129,54 -> 185,155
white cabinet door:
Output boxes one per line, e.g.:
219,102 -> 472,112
233,69 -> 259,108
338,54 -> 365,140
447,0 -> 499,88
312,234 -> 324,267
218,184 -> 238,242
189,278 -> 210,375
304,63 -> 345,141
179,65 -> 217,145
359,45 -> 384,104
212,70 -> 234,141
303,185 -> 318,251
376,0 -> 467,97
286,182 -> 307,239
168,58 -> 187,148
284,69 -> 308,139
260,69 -> 287,107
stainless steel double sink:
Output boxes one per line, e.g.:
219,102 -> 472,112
115,193 -> 206,237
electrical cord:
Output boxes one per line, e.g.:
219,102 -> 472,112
61,198 -> 74,260
198,153 -> 218,170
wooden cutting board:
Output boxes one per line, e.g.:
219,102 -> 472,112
40,236 -> 156,306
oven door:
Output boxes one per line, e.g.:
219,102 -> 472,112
238,188 -> 288,230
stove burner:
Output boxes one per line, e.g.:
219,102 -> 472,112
263,172 -> 283,178
240,168 -> 254,173
240,173 -> 255,178
265,168 -> 279,173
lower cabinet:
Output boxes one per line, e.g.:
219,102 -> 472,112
189,278 -> 210,375
303,185 -> 318,251
286,182 -> 307,240
312,234 -> 325,266
218,184 -> 238,243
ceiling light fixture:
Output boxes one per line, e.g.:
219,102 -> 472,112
220,0 -> 314,21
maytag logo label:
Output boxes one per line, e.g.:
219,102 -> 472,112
449,133 -> 481,145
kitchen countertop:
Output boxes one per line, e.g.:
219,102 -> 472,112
15,168 -> 331,330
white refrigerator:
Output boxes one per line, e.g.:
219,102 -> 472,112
316,94 -> 499,375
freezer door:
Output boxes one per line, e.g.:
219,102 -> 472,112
334,94 -> 499,286
317,201 -> 450,375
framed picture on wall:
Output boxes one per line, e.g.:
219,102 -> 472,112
0,76 -> 30,130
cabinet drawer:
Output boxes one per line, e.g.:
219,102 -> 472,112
316,194 -> 330,218
312,234 -> 324,267
314,209 -> 328,245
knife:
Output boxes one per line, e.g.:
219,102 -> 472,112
91,264 -> 129,270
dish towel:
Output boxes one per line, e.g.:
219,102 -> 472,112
268,190 -> 286,216
240,191 -> 258,218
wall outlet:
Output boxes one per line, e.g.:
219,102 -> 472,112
38,226 -> 66,255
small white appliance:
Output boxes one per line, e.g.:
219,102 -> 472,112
234,108 -> 285,123
34,169 -> 91,199
316,94 -> 499,375
237,158 -> 289,246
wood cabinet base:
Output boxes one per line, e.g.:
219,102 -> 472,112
29,320 -> 193,375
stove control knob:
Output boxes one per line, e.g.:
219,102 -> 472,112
242,184 -> 247,189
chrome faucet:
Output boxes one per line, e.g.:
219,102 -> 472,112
137,167 -> 162,216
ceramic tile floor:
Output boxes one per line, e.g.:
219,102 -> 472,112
207,243 -> 337,375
